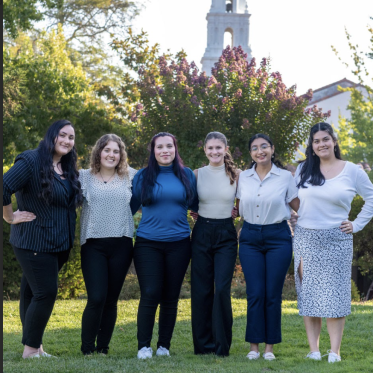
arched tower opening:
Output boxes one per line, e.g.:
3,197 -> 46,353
226,0 -> 233,13
224,28 -> 233,48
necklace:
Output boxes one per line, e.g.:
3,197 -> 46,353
99,171 -> 116,184
321,163 -> 336,173
53,163 -> 62,174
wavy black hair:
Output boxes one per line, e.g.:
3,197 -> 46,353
248,133 -> 285,169
140,132 -> 195,206
38,119 -> 82,206
297,122 -> 342,188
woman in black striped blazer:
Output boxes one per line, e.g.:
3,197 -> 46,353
3,119 -> 82,359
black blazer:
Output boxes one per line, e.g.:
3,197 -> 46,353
3,149 -> 77,252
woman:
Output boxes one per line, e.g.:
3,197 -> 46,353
236,133 -> 299,361
294,122 -> 373,363
3,119 -> 81,358
131,132 -> 197,359
79,134 -> 137,355
191,131 -> 239,357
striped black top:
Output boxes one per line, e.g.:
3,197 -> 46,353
3,149 -> 77,252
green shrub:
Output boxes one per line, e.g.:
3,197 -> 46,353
119,274 -> 141,300
2,200 -> 86,300
351,279 -> 361,301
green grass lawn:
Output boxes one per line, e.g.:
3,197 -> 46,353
3,299 -> 373,373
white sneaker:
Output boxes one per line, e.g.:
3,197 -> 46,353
327,350 -> 341,363
305,351 -> 321,360
23,352 -> 40,359
137,346 -> 153,359
156,346 -> 170,356
263,352 -> 276,361
40,351 -> 57,358
246,351 -> 260,360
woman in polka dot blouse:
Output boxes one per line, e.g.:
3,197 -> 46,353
78,134 -> 137,356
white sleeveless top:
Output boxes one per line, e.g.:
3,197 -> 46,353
197,164 -> 236,219
79,167 -> 137,245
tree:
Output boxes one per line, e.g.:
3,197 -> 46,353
42,0 -> 141,44
334,18 -> 373,163
333,17 -> 373,299
3,0 -> 51,38
3,27 -> 131,166
110,30 -> 329,169
337,89 -> 373,162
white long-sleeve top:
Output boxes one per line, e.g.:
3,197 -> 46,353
295,161 -> 373,233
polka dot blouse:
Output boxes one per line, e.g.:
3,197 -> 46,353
79,167 -> 138,245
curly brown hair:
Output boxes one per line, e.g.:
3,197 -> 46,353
204,132 -> 238,185
90,134 -> 128,177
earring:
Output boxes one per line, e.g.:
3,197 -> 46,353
312,152 -> 315,156
271,154 -> 274,158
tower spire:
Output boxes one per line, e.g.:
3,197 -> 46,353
201,0 -> 252,74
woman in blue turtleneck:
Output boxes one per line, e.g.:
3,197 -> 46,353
131,132 -> 197,359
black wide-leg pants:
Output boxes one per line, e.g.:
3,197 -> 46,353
191,216 -> 238,356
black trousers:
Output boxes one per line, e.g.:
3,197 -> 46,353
134,236 -> 191,350
80,236 -> 133,354
13,245 -> 70,348
191,217 -> 238,356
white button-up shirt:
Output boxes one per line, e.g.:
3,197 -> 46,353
236,164 -> 298,225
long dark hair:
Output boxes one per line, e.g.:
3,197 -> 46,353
38,119 -> 82,206
297,122 -> 342,188
140,132 -> 194,206
248,133 -> 285,169
204,131 -> 237,185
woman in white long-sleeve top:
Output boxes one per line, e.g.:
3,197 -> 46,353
294,122 -> 373,363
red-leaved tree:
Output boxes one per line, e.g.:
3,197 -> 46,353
110,30 -> 330,169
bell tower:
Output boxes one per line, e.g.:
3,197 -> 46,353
201,0 -> 252,74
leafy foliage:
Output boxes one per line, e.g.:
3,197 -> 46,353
42,0 -> 141,44
3,28 -> 131,166
3,0 -> 50,38
3,204 -> 86,300
349,193 -> 373,279
334,17 -> 373,163
111,31 -> 329,169
337,88 -> 373,162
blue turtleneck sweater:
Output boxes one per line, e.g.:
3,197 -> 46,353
131,165 -> 197,242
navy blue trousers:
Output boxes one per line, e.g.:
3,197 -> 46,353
239,220 -> 292,344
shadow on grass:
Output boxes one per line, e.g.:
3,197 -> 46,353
3,301 -> 373,373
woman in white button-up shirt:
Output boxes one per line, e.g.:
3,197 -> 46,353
236,133 -> 299,361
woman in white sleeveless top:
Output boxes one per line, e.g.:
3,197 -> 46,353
191,132 -> 239,357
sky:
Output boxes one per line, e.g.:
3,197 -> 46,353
132,0 -> 373,95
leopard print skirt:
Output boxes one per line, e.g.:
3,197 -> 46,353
293,225 -> 353,318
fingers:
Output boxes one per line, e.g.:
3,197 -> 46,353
12,210 -> 36,224
339,221 -> 352,233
